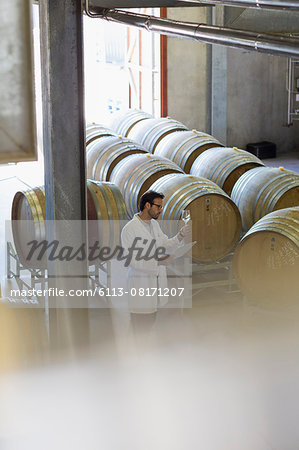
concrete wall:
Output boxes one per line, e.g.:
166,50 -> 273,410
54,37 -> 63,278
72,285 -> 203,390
226,49 -> 299,152
223,7 -> 299,153
166,7 -> 209,132
166,6 -> 299,154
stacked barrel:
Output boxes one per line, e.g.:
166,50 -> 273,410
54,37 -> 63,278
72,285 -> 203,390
233,207 -> 299,307
86,123 -> 118,145
110,153 -> 184,218
106,109 -> 299,306
11,181 -> 129,269
230,166 -> 299,232
11,109 -> 299,306
104,110 -> 243,262
155,129 -> 223,172
151,174 -> 241,262
87,135 -> 148,181
231,168 -> 299,307
87,112 -> 245,263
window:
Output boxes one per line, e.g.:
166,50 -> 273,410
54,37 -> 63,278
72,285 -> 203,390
84,9 -> 161,124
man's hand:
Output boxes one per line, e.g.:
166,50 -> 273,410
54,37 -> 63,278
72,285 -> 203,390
178,222 -> 192,241
181,222 -> 191,235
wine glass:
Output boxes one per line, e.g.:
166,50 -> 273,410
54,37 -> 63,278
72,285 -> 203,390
181,209 -> 191,224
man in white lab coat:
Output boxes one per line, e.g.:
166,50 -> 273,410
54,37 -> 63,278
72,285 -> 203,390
121,190 -> 190,317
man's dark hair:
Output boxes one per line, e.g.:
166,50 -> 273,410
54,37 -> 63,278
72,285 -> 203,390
139,190 -> 164,211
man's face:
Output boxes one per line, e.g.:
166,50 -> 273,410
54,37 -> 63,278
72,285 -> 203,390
147,197 -> 163,220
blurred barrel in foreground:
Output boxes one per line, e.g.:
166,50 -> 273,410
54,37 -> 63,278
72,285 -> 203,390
11,181 -> 128,269
109,109 -> 153,137
151,174 -> 242,262
233,207 -> 299,308
110,153 -> 184,218
128,117 -> 189,153
86,123 -> 117,146
155,130 -> 223,173
86,135 -> 148,181
0,298 -> 48,372
190,147 -> 264,195
231,166 -> 299,232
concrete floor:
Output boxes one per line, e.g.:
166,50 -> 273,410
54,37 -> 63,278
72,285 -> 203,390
0,153 -> 299,449
262,152 -> 299,172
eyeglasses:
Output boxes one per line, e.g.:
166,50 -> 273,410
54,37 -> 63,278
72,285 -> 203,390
151,203 -> 163,210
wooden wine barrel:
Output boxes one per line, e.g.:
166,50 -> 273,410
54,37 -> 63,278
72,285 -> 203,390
110,153 -> 184,218
86,123 -> 117,147
127,117 -> 189,153
11,181 -> 128,269
11,186 -> 46,269
87,180 -> 128,250
190,147 -> 264,195
233,207 -> 299,308
231,166 -> 299,232
151,173 -> 242,262
109,109 -> 153,137
155,129 -> 223,173
86,135 -> 148,181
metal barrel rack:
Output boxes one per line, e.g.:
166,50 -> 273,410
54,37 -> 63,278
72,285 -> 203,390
6,241 -> 111,301
191,253 -> 238,296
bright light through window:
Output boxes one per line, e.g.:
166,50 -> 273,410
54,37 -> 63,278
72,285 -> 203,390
84,9 -> 161,125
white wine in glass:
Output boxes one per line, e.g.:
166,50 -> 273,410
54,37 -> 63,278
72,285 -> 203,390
181,209 -> 191,224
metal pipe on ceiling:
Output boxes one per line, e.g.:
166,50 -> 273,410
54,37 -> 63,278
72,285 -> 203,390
87,0 -> 299,10
172,0 -> 299,10
84,2 -> 299,58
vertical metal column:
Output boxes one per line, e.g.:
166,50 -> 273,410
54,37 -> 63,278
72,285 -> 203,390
211,5 -> 228,145
160,8 -> 168,117
206,6 -> 213,135
39,0 -> 86,221
39,0 -> 89,351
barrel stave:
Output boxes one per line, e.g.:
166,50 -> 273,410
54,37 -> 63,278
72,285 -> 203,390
190,147 -> 264,195
155,130 -> 223,173
86,124 -> 117,147
127,117 -> 188,153
110,153 -> 184,218
86,135 -> 148,181
109,109 -> 152,137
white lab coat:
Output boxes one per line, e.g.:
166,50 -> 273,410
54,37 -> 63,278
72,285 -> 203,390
121,214 -> 181,313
